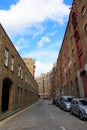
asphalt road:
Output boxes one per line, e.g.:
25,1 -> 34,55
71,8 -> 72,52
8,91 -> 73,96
0,99 -> 87,130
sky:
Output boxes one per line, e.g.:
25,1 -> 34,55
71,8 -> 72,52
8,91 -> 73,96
0,0 -> 73,77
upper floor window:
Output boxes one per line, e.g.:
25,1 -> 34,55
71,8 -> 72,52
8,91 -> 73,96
74,62 -> 77,71
72,49 -> 75,57
84,24 -> 87,34
4,49 -> 9,67
79,0 -> 82,3
25,61 -> 29,65
11,56 -> 14,71
21,68 -> 23,79
25,73 -> 28,83
18,65 -> 21,77
74,31 -> 80,42
0,41 -> 1,49
81,5 -> 86,16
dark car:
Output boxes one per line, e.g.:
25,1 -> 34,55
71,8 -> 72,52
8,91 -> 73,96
55,98 -> 60,107
70,98 -> 87,120
60,96 -> 74,111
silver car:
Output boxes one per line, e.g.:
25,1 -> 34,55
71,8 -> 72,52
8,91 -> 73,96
70,98 -> 87,120
59,96 -> 74,111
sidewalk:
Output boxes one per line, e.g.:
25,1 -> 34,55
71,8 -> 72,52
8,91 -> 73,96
0,101 -> 39,121
0,104 -> 32,121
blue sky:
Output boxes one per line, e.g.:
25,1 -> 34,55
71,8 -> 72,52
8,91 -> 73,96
0,0 -> 73,77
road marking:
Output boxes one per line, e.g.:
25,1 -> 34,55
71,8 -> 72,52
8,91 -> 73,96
49,114 -> 55,120
60,125 -> 66,130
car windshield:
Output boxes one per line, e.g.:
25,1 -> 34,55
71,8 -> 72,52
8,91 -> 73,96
80,99 -> 87,105
65,97 -> 73,102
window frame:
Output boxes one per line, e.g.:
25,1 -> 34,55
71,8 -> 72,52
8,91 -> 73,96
4,48 -> 9,67
81,5 -> 86,16
11,56 -> 14,72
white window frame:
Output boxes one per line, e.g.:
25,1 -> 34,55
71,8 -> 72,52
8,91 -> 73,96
4,49 -> 9,67
82,6 -> 86,15
11,56 -> 14,71
18,65 -> 21,77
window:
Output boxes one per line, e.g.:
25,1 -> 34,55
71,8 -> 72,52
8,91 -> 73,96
82,5 -> 86,16
79,0 -> 82,3
18,65 -> 21,77
25,73 -> 28,83
21,68 -> 23,79
11,56 -> 14,71
67,46 -> 69,52
0,41 -> 1,49
70,81 -> 73,90
25,61 -> 29,65
70,36 -> 73,44
72,13 -> 77,28
72,49 -> 75,57
74,63 -> 77,71
85,24 -> 87,34
69,68 -> 72,76
79,54 -> 84,68
74,31 -> 80,42
4,49 -> 9,67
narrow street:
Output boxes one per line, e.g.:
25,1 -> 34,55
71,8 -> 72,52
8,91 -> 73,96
0,99 -> 87,130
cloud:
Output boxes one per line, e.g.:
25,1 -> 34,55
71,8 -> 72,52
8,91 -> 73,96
21,43 -> 59,63
0,0 -> 71,77
37,36 -> 50,47
15,37 -> 30,51
0,0 -> 70,35
35,61 -> 53,77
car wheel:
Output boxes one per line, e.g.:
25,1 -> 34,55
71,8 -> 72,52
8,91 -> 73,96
70,108 -> 73,115
79,112 -> 83,120
64,107 -> 66,111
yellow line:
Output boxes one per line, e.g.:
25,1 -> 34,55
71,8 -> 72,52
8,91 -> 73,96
0,104 -> 35,126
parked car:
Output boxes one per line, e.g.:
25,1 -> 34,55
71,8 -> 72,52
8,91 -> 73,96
60,96 -> 74,111
52,97 -> 57,105
55,97 -> 60,107
70,98 -> 87,120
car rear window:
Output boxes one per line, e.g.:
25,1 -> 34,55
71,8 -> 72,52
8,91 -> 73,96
80,100 -> 87,105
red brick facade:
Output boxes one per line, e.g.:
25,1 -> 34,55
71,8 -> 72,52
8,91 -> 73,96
54,0 -> 87,98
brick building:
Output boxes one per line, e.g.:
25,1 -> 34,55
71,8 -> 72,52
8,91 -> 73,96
55,0 -> 87,98
36,73 -> 51,99
0,24 -> 39,115
23,58 -> 35,77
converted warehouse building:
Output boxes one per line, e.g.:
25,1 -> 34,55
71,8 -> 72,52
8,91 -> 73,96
0,24 -> 39,115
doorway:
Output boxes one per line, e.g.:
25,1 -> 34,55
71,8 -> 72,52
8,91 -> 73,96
1,78 -> 12,112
